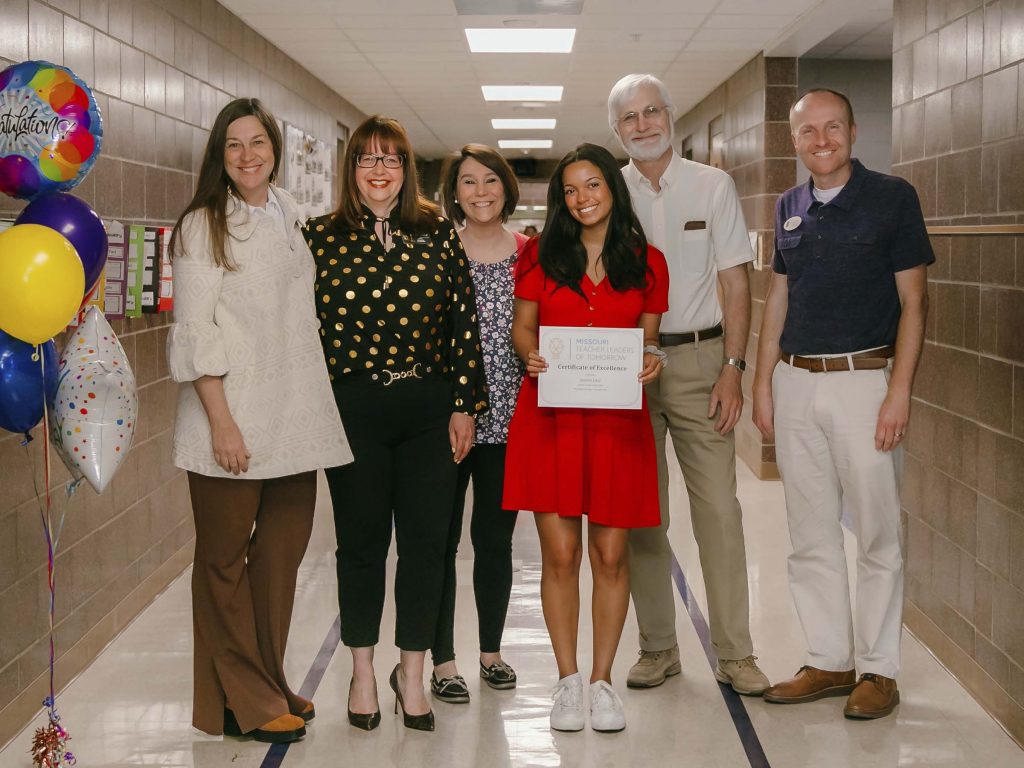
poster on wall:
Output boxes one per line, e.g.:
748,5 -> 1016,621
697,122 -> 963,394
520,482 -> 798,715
283,123 -> 333,220
103,221 -> 127,318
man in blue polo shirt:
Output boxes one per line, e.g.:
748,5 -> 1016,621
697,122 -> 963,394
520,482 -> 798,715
753,89 -> 932,720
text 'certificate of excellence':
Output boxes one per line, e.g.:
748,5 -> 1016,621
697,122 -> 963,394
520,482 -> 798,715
537,326 -> 643,410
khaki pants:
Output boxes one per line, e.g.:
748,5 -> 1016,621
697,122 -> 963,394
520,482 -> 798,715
630,335 -> 754,660
188,470 -> 316,735
772,361 -> 903,678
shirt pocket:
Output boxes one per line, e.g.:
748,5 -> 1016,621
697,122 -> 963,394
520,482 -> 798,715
678,226 -> 710,273
774,233 -> 803,274
835,232 -> 878,250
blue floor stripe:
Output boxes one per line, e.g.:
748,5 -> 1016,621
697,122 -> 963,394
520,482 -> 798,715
258,562 -> 769,766
671,553 -> 772,768
260,615 -> 342,768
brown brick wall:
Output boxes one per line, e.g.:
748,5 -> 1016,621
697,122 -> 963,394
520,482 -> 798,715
893,0 -> 1024,744
674,53 -> 797,478
0,0 -> 363,742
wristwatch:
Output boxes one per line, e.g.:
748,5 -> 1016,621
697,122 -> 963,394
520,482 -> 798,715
724,357 -> 747,372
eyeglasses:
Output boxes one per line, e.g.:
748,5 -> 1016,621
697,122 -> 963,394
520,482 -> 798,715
618,105 -> 668,128
354,153 -> 405,169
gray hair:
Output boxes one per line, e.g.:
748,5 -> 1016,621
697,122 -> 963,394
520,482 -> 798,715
607,74 -> 676,134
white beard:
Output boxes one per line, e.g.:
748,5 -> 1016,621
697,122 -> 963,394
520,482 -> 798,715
623,132 -> 672,163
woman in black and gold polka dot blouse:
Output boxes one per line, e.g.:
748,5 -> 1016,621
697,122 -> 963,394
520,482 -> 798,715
303,115 -> 486,733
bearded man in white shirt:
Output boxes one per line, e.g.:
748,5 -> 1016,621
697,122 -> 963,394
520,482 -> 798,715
608,73 -> 769,695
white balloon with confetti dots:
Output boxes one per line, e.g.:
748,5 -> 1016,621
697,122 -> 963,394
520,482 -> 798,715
49,306 -> 137,493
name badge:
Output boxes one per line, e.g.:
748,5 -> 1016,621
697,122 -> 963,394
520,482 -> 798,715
783,216 -> 802,232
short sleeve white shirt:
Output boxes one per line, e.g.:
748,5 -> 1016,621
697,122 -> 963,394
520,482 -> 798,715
622,154 -> 753,333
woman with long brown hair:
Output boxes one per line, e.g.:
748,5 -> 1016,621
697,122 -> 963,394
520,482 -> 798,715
304,116 -> 486,732
167,97 -> 352,744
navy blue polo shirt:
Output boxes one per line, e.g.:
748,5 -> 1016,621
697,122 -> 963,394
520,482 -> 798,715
772,159 -> 934,355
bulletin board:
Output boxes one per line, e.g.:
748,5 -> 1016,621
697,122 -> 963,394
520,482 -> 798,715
283,123 -> 334,219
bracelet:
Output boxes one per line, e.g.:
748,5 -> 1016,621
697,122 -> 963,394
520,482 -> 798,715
644,345 -> 668,366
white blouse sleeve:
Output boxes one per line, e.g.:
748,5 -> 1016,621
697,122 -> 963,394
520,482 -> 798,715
167,212 -> 231,382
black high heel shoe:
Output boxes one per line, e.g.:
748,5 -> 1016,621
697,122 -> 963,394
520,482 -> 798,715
389,664 -> 435,731
347,679 -> 381,731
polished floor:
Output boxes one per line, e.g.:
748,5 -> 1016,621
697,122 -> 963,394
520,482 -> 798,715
1,456 -> 1021,768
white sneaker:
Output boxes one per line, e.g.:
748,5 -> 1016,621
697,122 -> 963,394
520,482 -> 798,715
589,680 -> 626,732
549,673 -> 585,732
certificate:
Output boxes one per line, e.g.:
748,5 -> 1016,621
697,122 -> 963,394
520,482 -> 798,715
537,326 -> 643,409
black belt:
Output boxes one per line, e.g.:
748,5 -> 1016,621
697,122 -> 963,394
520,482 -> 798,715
659,324 -> 723,347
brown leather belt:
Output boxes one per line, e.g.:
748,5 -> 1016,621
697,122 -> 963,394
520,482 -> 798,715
659,324 -> 723,347
785,346 -> 895,373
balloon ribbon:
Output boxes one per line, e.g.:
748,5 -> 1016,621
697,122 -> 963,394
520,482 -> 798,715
29,348 -> 75,768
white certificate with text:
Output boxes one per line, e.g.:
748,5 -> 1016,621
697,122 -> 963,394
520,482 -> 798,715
537,326 -> 643,410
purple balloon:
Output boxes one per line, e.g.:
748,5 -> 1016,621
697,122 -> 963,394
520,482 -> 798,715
15,193 -> 108,291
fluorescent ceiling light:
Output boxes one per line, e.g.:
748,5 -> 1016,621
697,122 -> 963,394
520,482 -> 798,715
492,118 -> 557,129
466,28 -> 575,53
498,139 -> 553,149
483,85 -> 563,101
532,205 -> 547,211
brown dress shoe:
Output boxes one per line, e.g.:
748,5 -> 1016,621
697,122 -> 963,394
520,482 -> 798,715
763,665 -> 857,704
844,673 -> 899,719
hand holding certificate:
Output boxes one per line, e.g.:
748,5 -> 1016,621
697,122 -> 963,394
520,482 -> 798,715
537,326 -> 644,409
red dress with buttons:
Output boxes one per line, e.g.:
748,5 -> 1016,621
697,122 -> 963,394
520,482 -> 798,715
502,240 -> 669,528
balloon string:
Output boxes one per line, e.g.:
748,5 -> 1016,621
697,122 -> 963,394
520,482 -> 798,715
38,349 -> 57,722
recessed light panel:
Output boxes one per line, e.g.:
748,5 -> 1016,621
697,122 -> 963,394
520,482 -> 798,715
491,118 -> 557,129
483,86 -> 563,101
498,139 -> 553,149
454,0 -> 583,14
466,28 -> 575,53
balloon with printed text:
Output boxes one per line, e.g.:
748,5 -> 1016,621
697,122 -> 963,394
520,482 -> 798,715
0,60 -> 103,201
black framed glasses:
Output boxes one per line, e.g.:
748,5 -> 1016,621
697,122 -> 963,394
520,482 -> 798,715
354,153 -> 405,169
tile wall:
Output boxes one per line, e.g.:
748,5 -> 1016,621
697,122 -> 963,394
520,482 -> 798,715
673,53 -> 798,479
0,0 -> 363,743
892,0 -> 1024,744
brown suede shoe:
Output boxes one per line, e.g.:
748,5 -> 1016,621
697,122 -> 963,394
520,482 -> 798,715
296,700 -> 315,723
763,665 -> 857,704
844,673 -> 899,719
224,709 -> 306,744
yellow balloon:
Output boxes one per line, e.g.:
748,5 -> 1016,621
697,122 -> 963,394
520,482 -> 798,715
0,224 -> 85,345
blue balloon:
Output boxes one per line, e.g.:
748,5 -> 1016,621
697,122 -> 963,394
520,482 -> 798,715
0,329 -> 58,435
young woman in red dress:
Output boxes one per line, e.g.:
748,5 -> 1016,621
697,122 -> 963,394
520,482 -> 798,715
502,143 -> 668,733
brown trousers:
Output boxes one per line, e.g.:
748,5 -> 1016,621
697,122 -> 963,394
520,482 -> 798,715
187,470 -> 316,735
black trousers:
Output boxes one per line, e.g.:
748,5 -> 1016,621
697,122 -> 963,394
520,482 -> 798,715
326,376 -> 457,651
432,443 -> 518,664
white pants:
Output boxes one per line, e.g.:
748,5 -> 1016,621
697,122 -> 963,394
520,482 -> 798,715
772,360 -> 904,679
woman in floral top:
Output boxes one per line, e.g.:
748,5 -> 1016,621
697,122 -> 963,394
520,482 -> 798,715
429,145 -> 527,704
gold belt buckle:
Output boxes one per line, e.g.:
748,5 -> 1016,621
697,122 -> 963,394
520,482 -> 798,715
378,363 -> 423,386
